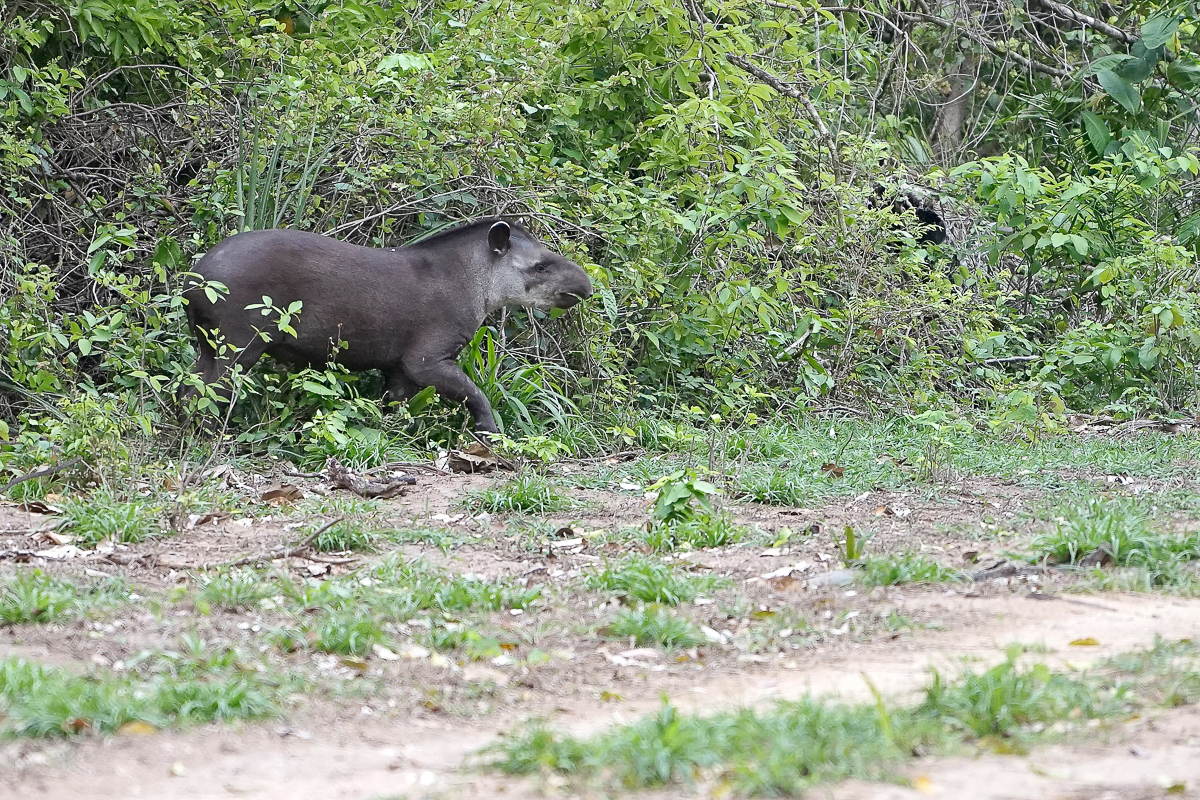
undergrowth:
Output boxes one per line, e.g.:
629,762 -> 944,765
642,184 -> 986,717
487,641 -> 1200,794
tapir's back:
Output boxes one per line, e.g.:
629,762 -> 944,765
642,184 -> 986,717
185,228 -> 473,369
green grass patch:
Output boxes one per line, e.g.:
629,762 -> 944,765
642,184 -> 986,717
859,552 -> 964,587
642,514 -> 744,551
1031,497 -> 1200,587
487,642 -> 1193,794
0,569 -> 125,624
0,639 -> 292,737
918,647 -> 1124,742
308,611 -> 387,656
197,569 -> 276,612
272,555 -> 541,655
465,473 -> 577,514
306,517 -> 382,552
601,605 -> 707,650
586,555 -> 725,605
60,487 -> 160,546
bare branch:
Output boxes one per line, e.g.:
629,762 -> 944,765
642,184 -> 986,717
724,54 -> 833,140
1030,0 -> 1137,45
896,11 -> 1072,78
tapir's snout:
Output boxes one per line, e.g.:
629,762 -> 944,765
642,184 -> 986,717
555,265 -> 593,308
558,291 -> 584,308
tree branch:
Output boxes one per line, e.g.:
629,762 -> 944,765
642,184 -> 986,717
762,0 -> 1072,80
724,54 -> 833,140
1030,0 -> 1137,45
896,11 -> 1072,78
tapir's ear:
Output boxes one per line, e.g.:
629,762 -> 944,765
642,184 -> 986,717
488,221 -> 511,255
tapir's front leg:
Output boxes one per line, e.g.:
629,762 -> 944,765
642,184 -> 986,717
403,355 -> 499,433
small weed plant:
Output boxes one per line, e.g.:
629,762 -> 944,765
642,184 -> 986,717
642,469 -> 742,551
647,469 -> 719,523
586,555 -> 724,605
466,473 -> 576,514
860,552 -> 964,586
61,488 -> 160,546
602,604 -> 707,651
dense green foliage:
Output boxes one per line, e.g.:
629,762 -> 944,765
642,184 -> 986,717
1,0 -> 1198,466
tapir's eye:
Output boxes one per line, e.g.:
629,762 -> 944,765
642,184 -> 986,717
534,263 -> 548,273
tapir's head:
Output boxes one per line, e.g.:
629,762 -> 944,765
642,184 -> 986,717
486,219 -> 593,313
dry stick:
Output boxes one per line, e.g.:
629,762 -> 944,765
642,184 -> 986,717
0,458 -> 85,494
214,516 -> 345,569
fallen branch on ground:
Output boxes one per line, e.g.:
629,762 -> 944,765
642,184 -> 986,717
210,516 -> 344,569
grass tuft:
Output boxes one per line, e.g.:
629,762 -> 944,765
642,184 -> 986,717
61,487 -> 160,546
197,569 -> 276,612
586,555 -> 724,605
466,473 -> 576,514
0,570 -> 125,624
859,552 -> 964,586
642,515 -> 743,551
602,604 -> 707,650
1032,497 -> 1200,587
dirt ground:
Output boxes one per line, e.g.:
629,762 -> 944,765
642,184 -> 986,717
3,451 -> 1200,799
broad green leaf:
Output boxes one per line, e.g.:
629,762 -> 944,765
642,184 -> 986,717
1095,69 -> 1141,113
1080,111 -> 1112,156
301,380 -> 339,396
1139,15 -> 1180,50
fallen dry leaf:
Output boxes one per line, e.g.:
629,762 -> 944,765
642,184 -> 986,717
442,442 -> 502,474
118,720 -> 158,736
17,500 -> 61,515
399,643 -> 430,660
35,544 -> 83,560
1069,637 -> 1100,646
30,529 -> 74,545
912,775 -> 937,795
261,485 -> 303,505
186,511 -> 231,529
372,644 -> 399,661
875,504 -> 912,518
821,462 -> 844,478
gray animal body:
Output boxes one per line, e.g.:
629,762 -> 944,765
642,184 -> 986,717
182,218 -> 593,432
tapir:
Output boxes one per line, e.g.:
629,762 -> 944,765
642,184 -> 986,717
181,218 -> 593,432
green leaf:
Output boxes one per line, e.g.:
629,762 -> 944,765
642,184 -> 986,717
1166,59 -> 1200,89
1095,69 -> 1142,113
301,380 -> 339,397
1081,111 -> 1112,156
1139,15 -> 1180,50
377,53 -> 429,72
1118,48 -> 1157,82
